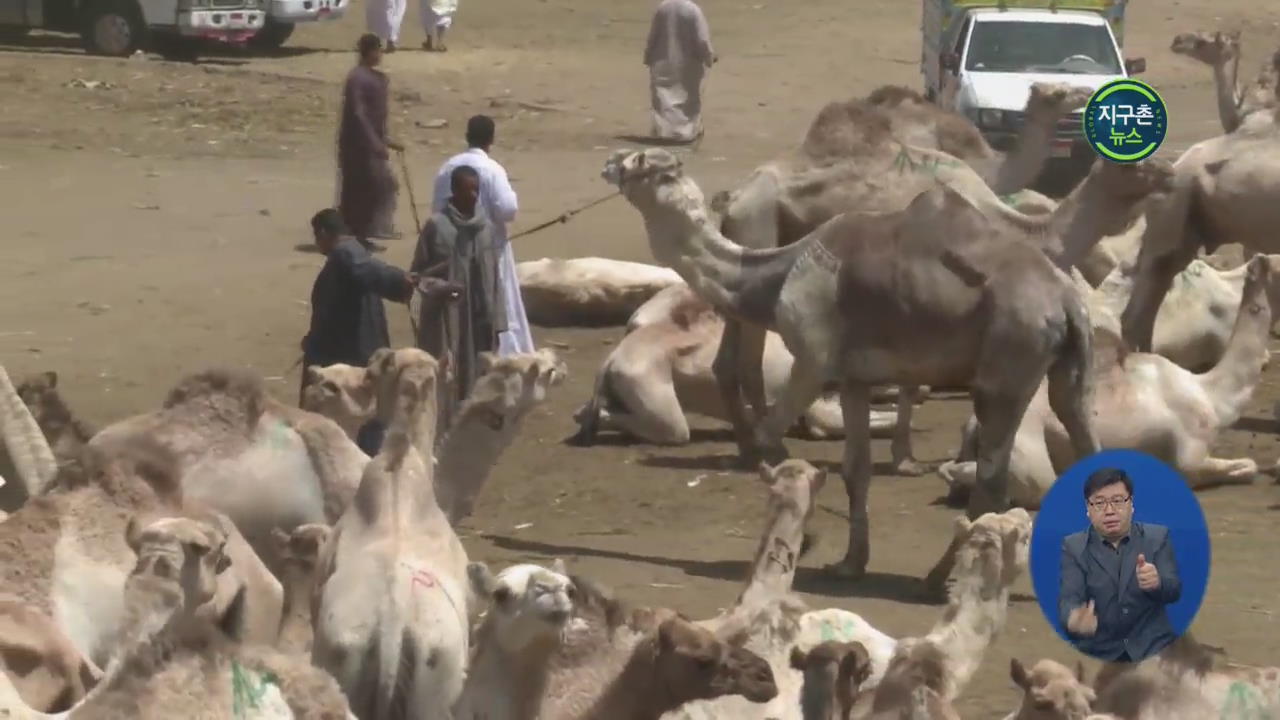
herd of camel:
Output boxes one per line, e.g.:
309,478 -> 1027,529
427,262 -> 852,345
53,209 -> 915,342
0,26 -> 1279,720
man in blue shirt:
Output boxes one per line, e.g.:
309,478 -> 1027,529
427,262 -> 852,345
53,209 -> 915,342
1059,467 -> 1182,662
300,208 -> 415,454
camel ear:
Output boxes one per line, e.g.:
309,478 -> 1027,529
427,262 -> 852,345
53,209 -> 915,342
477,352 -> 497,376
124,516 -> 143,554
789,646 -> 809,671
467,562 -> 498,598
812,468 -> 829,493
270,528 -> 290,553
305,365 -> 322,384
953,515 -> 973,538
850,642 -> 872,682
551,558 -> 568,575
1010,658 -> 1030,690
757,461 -> 775,485
656,618 -> 679,653
368,348 -> 395,377
41,371 -> 57,389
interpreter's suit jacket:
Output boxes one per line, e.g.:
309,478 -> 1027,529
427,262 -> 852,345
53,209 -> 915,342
1058,521 -> 1182,661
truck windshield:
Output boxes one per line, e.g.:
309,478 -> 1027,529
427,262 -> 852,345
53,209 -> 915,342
964,21 -> 1122,74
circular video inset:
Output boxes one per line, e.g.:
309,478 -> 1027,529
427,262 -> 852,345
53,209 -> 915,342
1029,449 -> 1211,663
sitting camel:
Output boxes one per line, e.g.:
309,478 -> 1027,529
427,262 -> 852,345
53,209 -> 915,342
453,559 -> 577,719
604,145 -> 1107,589
1091,633 -> 1280,719
1001,658 -> 1100,720
517,257 -> 684,327
1170,30 -> 1278,134
706,82 -> 1095,470
270,523 -> 331,656
571,284 -> 901,446
792,640 -> 963,720
0,406 -> 282,673
940,254 -> 1274,508
537,575 -> 779,720
311,347 -> 474,720
300,349 -> 566,524
1090,254 -> 1280,371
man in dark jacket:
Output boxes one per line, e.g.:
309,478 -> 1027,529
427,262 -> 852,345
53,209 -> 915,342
338,33 -> 403,250
1059,467 -> 1183,662
301,208 -> 415,454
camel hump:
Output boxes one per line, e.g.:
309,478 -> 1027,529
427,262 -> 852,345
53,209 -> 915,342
162,368 -> 269,427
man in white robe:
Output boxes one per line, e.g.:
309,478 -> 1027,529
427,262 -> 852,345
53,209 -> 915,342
644,0 -> 715,143
431,115 -> 535,356
420,0 -> 457,51
366,0 -> 406,52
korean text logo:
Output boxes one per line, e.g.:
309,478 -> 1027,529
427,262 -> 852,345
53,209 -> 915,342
1083,79 -> 1168,163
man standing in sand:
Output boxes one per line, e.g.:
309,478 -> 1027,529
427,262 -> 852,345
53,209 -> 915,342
644,0 -> 716,143
431,115 -> 534,356
338,34 -> 403,253
1059,467 -> 1183,662
366,0 -> 406,52
420,0 -> 457,51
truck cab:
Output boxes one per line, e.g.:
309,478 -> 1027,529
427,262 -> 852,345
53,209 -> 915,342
0,0 -> 264,57
922,0 -> 1145,195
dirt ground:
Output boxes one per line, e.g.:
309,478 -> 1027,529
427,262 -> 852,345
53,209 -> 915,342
2,0 -> 1279,715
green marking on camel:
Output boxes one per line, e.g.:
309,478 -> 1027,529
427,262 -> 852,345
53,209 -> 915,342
1221,680 -> 1271,720
232,660 -> 280,718
894,146 -> 963,177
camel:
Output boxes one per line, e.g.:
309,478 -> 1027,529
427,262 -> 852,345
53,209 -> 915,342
0,598 -> 102,713
1001,658 -> 1098,720
310,347 -> 474,720
517,257 -> 684,327
604,145 -> 1108,587
1091,634 -> 1280,720
1089,253 -> 1280,371
570,284 -> 902,446
1169,30 -> 1278,134
453,559 -> 577,720
536,574 -> 779,720
270,523 -> 331,656
942,254 -> 1274,507
789,641 -> 873,720
300,363 -> 375,441
0,366 -> 59,513
0,421 -> 282,673
707,83 -> 1095,467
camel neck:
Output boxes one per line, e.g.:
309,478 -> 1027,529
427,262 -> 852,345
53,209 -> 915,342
921,574 -> 1009,700
1198,276 -> 1272,427
588,635 -> 666,720
638,177 -> 802,324
990,113 -> 1056,196
434,402 -> 517,523
1039,178 -> 1128,271
736,501 -> 806,608
276,568 -> 315,655
1212,58 -> 1243,133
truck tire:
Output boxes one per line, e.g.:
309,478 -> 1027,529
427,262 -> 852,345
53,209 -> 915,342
249,17 -> 294,50
80,0 -> 145,56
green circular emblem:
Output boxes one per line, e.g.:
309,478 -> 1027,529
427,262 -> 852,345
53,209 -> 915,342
1082,78 -> 1168,163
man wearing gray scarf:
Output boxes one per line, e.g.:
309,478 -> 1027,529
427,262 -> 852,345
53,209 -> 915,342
411,164 -> 507,435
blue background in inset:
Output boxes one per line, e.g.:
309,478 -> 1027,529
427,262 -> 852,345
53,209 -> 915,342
1029,449 -> 1211,645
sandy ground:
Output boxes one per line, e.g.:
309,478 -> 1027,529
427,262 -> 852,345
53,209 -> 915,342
3,0 -> 1280,715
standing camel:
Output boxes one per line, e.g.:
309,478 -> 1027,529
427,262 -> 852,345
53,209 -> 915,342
602,147 -> 1098,592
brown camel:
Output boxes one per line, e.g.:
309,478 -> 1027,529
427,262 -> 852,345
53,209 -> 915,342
604,145 -> 1103,590
1003,657 -> 1098,720
706,83 -> 1093,469
789,641 -> 873,720
270,523 -> 332,656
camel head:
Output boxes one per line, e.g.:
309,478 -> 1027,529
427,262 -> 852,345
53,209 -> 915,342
465,348 -> 567,430
14,370 -> 70,435
759,459 -> 827,553
125,514 -> 232,612
366,347 -> 443,424
270,523 -> 332,582
949,507 -> 1032,598
1024,83 -> 1095,123
790,641 -> 873,720
1009,658 -> 1096,720
651,615 -> 778,705
467,559 -> 576,650
1170,30 -> 1240,65
301,363 -> 375,437
601,147 -> 692,208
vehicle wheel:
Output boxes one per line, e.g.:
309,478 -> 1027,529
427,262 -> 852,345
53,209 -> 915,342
249,17 -> 294,50
80,0 -> 145,56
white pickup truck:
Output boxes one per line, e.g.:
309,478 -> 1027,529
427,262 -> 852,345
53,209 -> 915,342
921,0 -> 1147,194
251,0 -> 346,50
0,0 -> 264,57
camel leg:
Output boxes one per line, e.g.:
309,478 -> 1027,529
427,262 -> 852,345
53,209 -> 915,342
738,323 -> 770,420
601,380 -> 691,446
1120,190 -> 1200,352
923,374 -> 1041,597
751,358 -> 827,465
1045,340 -> 1101,463
824,380 -> 873,581
1184,456 -> 1259,488
889,385 -> 927,476
712,317 -> 758,460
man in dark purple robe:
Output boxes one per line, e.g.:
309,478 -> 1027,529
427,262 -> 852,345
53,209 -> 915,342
338,33 -> 403,249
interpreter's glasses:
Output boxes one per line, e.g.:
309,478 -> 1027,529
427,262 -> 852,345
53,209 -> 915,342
1088,496 -> 1131,511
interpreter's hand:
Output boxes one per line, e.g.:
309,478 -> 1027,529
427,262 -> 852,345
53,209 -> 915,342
404,272 -> 418,298
1136,554 -> 1161,592
1067,600 -> 1098,636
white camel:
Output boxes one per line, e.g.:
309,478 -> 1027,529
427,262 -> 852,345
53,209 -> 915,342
517,257 -> 683,327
